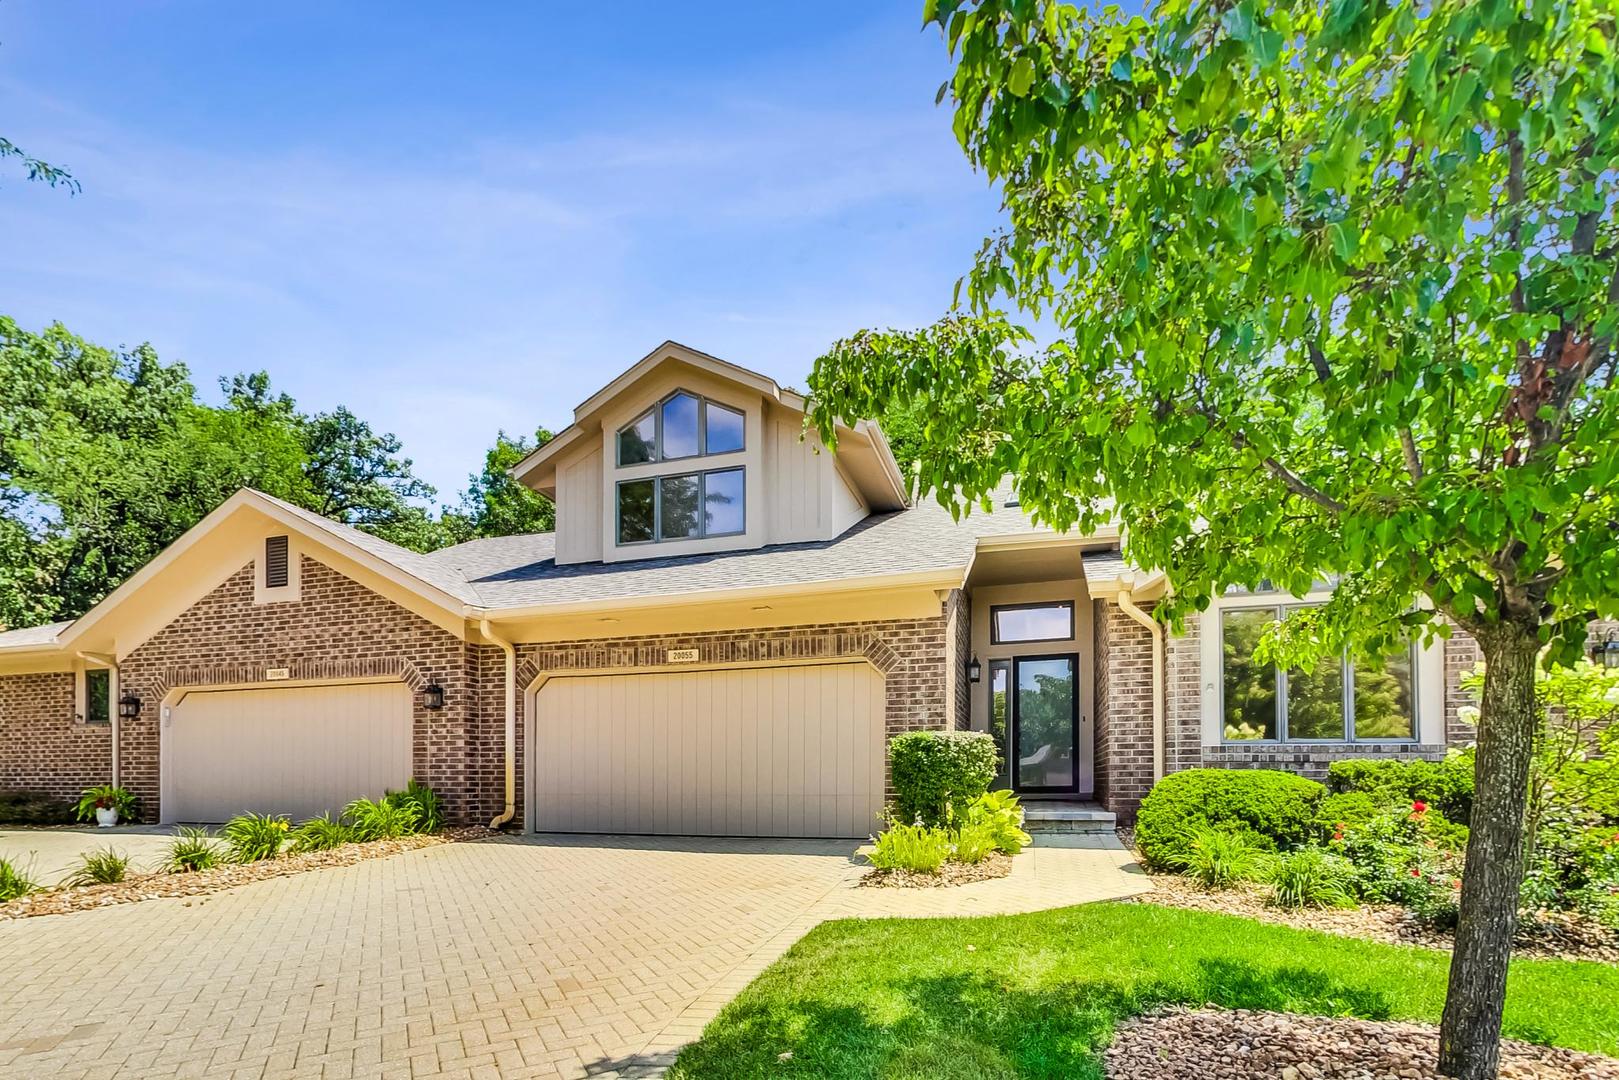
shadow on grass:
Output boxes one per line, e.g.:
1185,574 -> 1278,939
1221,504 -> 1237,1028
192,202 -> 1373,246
665,957 -> 1399,1080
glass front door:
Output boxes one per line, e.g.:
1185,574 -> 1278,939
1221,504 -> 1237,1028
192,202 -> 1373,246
1011,654 -> 1079,793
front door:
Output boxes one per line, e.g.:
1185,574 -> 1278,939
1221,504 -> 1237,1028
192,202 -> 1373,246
1009,654 -> 1080,794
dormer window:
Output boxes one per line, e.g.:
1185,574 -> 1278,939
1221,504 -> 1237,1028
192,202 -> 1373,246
617,466 -> 745,545
616,391 -> 745,465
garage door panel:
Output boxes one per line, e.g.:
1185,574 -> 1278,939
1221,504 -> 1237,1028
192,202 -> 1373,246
170,683 -> 411,823
534,662 -> 884,839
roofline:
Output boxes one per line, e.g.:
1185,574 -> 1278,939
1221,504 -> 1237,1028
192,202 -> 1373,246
55,490 -> 470,653
471,565 -> 967,622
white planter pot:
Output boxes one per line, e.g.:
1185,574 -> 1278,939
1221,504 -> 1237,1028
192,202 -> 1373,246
94,806 -> 119,828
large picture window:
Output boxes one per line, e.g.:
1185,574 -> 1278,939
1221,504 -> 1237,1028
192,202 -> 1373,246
1221,604 -> 1415,743
616,391 -> 746,466
616,467 -> 745,545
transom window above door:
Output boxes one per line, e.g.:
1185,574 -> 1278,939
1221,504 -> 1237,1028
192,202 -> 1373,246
991,601 -> 1075,644
617,391 -> 745,466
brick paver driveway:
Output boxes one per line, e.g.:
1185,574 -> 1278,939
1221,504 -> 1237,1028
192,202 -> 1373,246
0,835 -> 861,1080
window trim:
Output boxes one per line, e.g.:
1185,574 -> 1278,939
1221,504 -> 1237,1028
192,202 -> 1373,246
990,601 -> 1076,645
1217,600 -> 1418,746
614,465 -> 747,546
615,389 -> 746,467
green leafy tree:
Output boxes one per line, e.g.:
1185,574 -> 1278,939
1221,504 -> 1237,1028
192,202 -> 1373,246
445,428 -> 556,542
0,135 -> 78,193
808,2 -> 1619,1075
300,406 -> 440,550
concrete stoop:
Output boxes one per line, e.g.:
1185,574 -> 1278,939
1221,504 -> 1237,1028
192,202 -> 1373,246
1022,801 -> 1117,835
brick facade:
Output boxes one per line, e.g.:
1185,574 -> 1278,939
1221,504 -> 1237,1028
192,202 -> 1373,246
1093,602 -> 1156,817
0,672 -> 109,801
114,556 -> 474,823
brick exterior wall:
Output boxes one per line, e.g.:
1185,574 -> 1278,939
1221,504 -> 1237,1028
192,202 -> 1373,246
115,556 -> 475,823
1094,603 -> 1156,819
0,672 -> 110,801
946,589 -> 972,730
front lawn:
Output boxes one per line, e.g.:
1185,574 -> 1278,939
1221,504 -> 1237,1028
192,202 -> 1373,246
670,901 -> 1618,1080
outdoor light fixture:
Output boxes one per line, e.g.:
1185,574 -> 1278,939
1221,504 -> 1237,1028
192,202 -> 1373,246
423,683 -> 446,710
1596,629 -> 1619,670
117,693 -> 141,720
967,656 -> 983,683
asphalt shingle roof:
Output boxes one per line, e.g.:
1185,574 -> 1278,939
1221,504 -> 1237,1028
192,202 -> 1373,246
0,620 -> 72,650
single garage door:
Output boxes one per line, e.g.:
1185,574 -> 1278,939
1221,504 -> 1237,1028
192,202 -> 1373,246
533,662 -> 885,838
168,682 -> 412,822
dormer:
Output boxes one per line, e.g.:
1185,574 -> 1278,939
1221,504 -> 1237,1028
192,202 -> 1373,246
510,342 -> 908,566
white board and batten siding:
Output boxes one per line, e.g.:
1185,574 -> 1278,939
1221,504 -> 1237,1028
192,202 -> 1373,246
533,661 -> 885,838
167,682 -> 412,823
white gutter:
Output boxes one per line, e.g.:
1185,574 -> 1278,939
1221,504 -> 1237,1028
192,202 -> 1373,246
1115,591 -> 1166,784
480,619 -> 519,830
76,651 -> 119,789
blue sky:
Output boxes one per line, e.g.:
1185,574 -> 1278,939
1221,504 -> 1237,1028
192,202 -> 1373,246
0,2 -> 1002,500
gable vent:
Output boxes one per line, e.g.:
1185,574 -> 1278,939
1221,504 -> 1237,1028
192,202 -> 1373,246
264,535 -> 290,588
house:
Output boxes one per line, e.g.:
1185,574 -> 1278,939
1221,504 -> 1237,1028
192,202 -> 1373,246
0,342 -> 1477,834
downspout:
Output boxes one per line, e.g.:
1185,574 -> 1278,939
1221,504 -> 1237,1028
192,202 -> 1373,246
77,652 -> 119,788
1115,591 -> 1166,784
480,619 -> 518,830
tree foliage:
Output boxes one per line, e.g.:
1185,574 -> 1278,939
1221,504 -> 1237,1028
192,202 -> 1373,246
441,427 -> 556,544
0,135 -> 78,193
0,318 -> 553,624
808,2 -> 1618,1074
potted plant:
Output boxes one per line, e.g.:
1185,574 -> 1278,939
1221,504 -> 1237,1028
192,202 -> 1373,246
75,785 -> 138,828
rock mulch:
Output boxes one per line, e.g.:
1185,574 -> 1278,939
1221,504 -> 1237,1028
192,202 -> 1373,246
1104,1007 -> 1619,1080
859,852 -> 1013,888
1119,832 -> 1619,965
0,826 -> 495,920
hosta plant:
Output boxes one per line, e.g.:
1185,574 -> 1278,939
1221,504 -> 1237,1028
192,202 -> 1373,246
952,822 -> 1000,865
867,822 -> 953,874
964,789 -> 1031,855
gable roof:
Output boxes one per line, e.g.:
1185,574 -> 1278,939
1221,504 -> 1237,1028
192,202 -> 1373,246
506,340 -> 907,509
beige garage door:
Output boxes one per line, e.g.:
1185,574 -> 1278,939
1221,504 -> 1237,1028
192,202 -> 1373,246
168,682 -> 412,823
533,662 -> 885,838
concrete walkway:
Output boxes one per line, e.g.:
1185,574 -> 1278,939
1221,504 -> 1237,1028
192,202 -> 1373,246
0,826 -> 176,886
0,832 -> 1148,1079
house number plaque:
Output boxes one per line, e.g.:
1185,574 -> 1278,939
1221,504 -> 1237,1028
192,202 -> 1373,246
665,649 -> 700,664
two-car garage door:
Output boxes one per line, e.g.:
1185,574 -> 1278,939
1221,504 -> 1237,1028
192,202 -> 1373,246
532,662 -> 886,838
168,682 -> 412,823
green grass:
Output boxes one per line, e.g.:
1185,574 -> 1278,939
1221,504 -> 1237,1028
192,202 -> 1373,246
669,902 -> 1619,1080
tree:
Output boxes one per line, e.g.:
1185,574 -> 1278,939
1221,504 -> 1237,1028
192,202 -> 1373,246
0,135 -> 78,193
0,318 -> 452,621
444,428 -> 556,543
807,2 -> 1618,1076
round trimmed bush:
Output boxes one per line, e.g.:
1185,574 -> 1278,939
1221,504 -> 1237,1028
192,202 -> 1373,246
1325,754 -> 1474,824
889,730 -> 999,828
1135,768 -> 1326,869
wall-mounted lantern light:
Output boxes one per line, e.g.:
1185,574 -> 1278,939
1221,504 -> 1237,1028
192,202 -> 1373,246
117,693 -> 142,720
423,682 -> 446,710
966,656 -> 982,684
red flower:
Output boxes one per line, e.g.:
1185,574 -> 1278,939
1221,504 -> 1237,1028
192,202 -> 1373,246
1452,879 -> 1462,890
1411,868 -> 1423,878
1411,800 -> 1428,815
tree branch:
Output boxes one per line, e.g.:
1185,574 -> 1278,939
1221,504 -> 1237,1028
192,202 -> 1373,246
1189,404 -> 1347,514
1400,428 -> 1424,483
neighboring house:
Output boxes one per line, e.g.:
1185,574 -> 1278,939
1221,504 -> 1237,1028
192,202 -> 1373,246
0,342 -> 1482,833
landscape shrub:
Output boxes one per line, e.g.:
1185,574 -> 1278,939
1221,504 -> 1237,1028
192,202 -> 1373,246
222,813 -> 291,862
0,854 -> 38,901
1314,791 -> 1384,839
1267,846 -> 1356,909
963,790 -> 1031,855
952,822 -> 1000,865
66,846 -> 129,886
290,812 -> 356,853
1326,754 -> 1474,825
165,827 -> 221,873
344,796 -> 419,840
1519,805 -> 1619,923
1330,806 -> 1462,906
888,731 -> 999,828
867,822 -> 952,873
0,789 -> 77,825
384,779 -> 443,833
1172,826 -> 1269,890
1135,769 -> 1326,869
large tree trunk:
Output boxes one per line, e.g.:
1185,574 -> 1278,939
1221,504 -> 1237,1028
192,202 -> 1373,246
1438,622 -> 1540,1079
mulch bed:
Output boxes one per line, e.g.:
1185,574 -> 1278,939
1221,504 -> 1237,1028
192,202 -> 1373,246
1104,1007 -> 1619,1080
859,851 -> 1013,889
0,826 -> 496,920
1118,831 -> 1619,966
